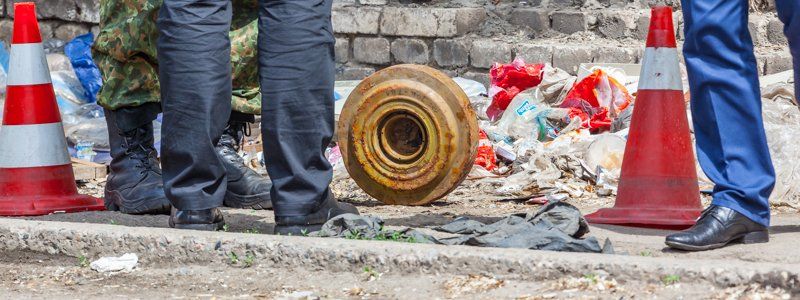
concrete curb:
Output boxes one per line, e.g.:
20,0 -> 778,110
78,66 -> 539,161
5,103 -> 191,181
0,218 -> 797,291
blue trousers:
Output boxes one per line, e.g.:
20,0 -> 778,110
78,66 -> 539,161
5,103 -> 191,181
157,0 -> 335,215
681,0 -> 799,226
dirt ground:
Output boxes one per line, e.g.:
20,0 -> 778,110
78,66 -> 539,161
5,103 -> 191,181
21,177 -> 800,266
0,250 -> 794,299
3,178 -> 797,298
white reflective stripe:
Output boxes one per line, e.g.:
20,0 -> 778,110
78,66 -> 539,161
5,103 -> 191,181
7,43 -> 52,86
0,123 -> 70,168
637,47 -> 683,91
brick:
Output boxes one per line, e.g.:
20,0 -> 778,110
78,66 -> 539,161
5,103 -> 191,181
514,43 -> 552,65
353,37 -> 390,65
335,37 -> 349,63
470,40 -> 512,69
332,6 -> 381,34
90,25 -> 99,38
456,8 -> 487,35
508,9 -> 550,32
380,7 -> 457,37
551,12 -> 587,35
336,66 -> 376,81
75,0 -> 99,23
597,14 -> 628,39
767,19 -> 788,45
635,15 -> 650,40
333,0 -> 356,6
0,19 -> 12,42
594,47 -> 639,64
39,20 -> 58,40
549,0 -> 579,9
748,17 -> 766,46
391,38 -> 429,64
552,46 -> 593,75
765,53 -> 793,74
54,23 -> 88,41
358,0 -> 387,5
7,0 -> 79,22
433,39 -> 470,67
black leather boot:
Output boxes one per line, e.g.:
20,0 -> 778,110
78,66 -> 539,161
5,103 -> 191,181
665,205 -> 769,251
273,192 -> 359,235
169,207 -> 225,231
216,120 -> 272,210
104,109 -> 171,214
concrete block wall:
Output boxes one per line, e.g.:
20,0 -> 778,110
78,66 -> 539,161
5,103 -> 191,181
0,0 -> 790,85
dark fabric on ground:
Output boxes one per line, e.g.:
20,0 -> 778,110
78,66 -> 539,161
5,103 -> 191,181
315,201 -> 609,253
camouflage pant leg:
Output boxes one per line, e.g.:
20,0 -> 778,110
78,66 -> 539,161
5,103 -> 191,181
93,0 -> 261,115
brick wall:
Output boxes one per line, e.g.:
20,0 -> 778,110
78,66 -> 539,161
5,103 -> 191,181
0,0 -> 790,86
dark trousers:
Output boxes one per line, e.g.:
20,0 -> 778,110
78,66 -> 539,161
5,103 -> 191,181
681,0 -> 799,226
157,0 -> 335,216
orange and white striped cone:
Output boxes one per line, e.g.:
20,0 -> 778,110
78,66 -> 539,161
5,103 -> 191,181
585,6 -> 703,229
0,2 -> 104,216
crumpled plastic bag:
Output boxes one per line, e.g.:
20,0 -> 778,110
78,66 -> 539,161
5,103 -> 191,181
486,58 -> 545,121
491,88 -> 582,143
538,65 -> 576,106
65,33 -> 102,103
560,69 -> 633,133
90,253 -> 139,273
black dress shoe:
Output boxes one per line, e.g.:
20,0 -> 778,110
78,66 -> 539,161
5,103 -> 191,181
665,205 -> 768,251
217,121 -> 272,210
169,207 -> 225,231
273,193 -> 359,235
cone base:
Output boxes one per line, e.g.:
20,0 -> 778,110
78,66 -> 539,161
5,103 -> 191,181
585,207 -> 702,230
0,194 -> 104,216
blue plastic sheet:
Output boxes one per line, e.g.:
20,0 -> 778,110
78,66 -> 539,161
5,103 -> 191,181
0,41 -> 9,72
64,33 -> 102,103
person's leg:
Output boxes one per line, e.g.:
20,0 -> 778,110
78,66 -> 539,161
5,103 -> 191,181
775,0 -> 800,100
219,0 -> 273,209
257,0 -> 357,234
667,0 -> 773,250
157,0 -> 232,229
93,0 -> 169,214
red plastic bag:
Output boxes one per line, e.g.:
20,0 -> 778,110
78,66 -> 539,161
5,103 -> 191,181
474,130 -> 496,171
560,69 -> 632,133
486,58 -> 545,121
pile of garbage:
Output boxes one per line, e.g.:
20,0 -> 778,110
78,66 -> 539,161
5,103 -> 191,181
0,34 -> 137,164
459,58 -> 637,201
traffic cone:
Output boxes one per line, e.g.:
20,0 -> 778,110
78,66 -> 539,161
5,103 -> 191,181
585,6 -> 703,229
0,2 -> 104,216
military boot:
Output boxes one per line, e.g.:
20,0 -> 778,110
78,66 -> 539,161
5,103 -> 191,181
104,109 -> 171,214
216,120 -> 273,209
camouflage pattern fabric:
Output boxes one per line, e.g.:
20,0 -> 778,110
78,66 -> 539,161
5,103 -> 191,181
93,0 -> 261,115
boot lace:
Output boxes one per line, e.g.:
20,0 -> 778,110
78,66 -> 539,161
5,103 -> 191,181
121,129 -> 158,175
220,122 -> 251,164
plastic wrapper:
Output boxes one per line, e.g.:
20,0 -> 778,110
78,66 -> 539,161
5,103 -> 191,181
65,33 -> 102,103
474,130 -> 497,171
52,70 -> 90,116
453,77 -> 487,98
538,65 -> 576,106
560,69 -> 633,133
486,58 -> 545,121
491,88 -> 581,142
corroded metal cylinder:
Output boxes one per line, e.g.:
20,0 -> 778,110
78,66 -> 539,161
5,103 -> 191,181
337,65 -> 479,205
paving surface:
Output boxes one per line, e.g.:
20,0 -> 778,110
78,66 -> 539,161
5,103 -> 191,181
1,178 -> 798,298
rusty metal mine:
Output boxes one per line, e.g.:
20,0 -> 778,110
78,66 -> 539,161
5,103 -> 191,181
337,64 -> 479,205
